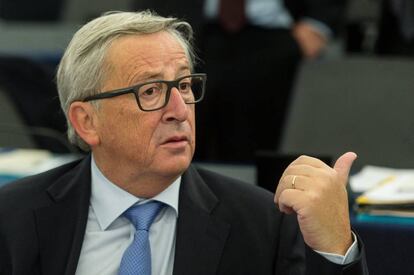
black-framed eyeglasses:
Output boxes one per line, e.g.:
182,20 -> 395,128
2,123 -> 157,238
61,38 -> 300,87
83,73 -> 207,112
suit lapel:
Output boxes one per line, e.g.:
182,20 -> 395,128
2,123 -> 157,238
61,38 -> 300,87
34,157 -> 91,275
33,160 -> 230,275
173,166 -> 230,275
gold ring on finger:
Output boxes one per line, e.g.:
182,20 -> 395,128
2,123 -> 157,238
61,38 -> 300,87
292,175 -> 297,189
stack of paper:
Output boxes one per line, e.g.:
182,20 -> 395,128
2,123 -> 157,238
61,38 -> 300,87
0,148 -> 79,186
350,166 -> 414,220
0,148 -> 52,176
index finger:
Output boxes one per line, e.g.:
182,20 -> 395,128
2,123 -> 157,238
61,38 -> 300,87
289,155 -> 331,169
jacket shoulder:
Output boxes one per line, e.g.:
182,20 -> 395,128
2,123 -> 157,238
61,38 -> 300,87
0,157 -> 84,210
194,166 -> 279,217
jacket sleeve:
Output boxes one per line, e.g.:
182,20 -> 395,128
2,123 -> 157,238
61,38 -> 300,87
274,213 -> 369,275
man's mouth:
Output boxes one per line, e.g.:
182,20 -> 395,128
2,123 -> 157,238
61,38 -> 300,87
161,136 -> 190,147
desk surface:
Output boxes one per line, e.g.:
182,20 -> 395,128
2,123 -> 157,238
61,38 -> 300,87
352,215 -> 414,275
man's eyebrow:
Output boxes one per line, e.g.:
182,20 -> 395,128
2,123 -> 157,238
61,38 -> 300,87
175,66 -> 192,78
178,65 -> 191,72
130,72 -> 163,84
134,67 -> 192,83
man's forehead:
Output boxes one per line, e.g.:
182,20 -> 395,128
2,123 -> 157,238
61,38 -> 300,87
105,33 -> 190,84
111,32 -> 184,53
108,33 -> 188,65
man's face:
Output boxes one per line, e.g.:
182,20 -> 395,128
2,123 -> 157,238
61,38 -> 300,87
93,31 -> 196,180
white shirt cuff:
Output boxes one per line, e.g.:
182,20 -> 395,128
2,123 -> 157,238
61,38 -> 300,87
314,232 -> 359,265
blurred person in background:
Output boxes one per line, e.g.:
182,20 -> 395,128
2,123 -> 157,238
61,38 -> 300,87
133,0 -> 346,162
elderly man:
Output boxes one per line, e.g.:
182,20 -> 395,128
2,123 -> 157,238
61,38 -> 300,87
0,11 -> 367,275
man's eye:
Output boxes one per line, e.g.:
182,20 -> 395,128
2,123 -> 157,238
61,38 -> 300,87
140,86 -> 161,97
143,88 -> 156,96
179,82 -> 191,90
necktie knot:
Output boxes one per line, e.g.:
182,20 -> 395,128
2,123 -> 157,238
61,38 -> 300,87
123,201 -> 164,231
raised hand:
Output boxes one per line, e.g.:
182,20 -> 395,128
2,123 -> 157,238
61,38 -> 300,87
274,152 -> 357,255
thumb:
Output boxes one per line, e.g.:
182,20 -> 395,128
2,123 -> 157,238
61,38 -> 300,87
333,152 -> 357,185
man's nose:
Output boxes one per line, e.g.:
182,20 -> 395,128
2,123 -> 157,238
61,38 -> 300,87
163,87 -> 189,122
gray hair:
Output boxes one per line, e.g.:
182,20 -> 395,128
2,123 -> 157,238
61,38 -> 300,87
57,10 -> 196,151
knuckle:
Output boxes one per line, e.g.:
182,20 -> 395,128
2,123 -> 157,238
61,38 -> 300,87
308,191 -> 322,204
279,175 -> 289,185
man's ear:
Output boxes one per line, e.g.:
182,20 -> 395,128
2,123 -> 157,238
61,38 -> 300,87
68,102 -> 100,147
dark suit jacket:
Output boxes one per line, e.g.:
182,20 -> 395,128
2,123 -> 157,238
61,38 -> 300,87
0,156 -> 368,274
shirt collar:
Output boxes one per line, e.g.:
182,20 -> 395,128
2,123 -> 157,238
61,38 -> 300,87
90,155 -> 181,230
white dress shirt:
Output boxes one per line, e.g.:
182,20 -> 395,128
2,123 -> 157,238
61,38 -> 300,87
75,156 -> 180,275
75,156 -> 358,274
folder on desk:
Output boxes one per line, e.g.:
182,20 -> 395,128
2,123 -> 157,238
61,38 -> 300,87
355,173 -> 414,217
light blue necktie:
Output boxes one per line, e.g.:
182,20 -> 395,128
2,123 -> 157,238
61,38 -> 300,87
118,201 -> 164,275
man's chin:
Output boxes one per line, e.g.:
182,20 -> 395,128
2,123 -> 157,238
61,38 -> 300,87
160,152 -> 192,173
